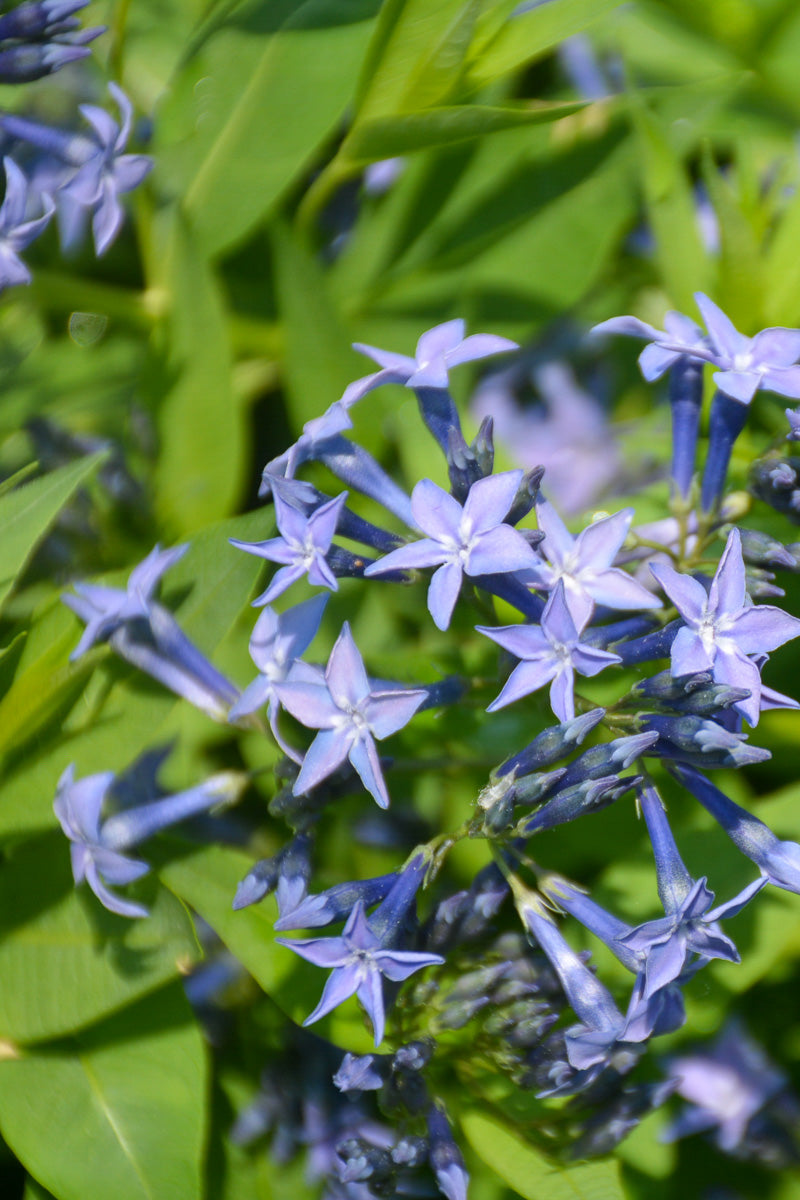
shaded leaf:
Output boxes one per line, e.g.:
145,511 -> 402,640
0,984 -> 206,1200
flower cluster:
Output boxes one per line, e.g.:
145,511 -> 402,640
57,305 -> 800,1190
0,4 -> 151,287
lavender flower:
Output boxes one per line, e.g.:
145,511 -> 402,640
0,156 -> 53,289
663,1022 -> 787,1152
276,859 -> 443,1045
364,471 -> 540,630
594,294 -> 800,403
478,581 -> 622,721
64,544 -> 239,720
673,765 -> 800,894
274,622 -> 425,807
617,785 -> 764,996
63,543 -> 188,659
228,594 -> 328,757
343,319 -> 517,404
54,762 -> 246,918
1,82 -> 152,254
650,527 -> 800,725
427,1103 -> 469,1200
230,491 -> 346,606
527,500 -> 662,626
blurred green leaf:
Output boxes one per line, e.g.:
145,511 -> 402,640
462,1110 -> 625,1200
468,0 -> 624,89
341,100 -> 586,162
154,214 -> 245,535
0,834 -> 198,1043
178,0 -> 380,258
0,983 -> 206,1200
271,222 -> 361,429
629,96 -> 710,310
0,452 -> 106,616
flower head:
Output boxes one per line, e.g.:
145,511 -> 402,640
650,527 -> 800,724
277,861 -> 443,1045
478,581 -> 621,721
364,471 -> 538,630
343,319 -> 517,406
230,491 -> 346,606
275,622 -> 425,807
527,500 -> 662,627
0,157 -> 53,289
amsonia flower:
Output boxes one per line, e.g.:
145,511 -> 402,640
54,762 -> 247,918
230,490 -> 346,606
342,319 -> 517,405
364,471 -> 539,630
479,581 -> 622,721
526,500 -> 662,626
276,857 -> 443,1045
274,622 -> 425,807
1,82 -> 152,254
650,527 -> 800,724
0,156 -> 54,289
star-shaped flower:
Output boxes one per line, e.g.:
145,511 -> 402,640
617,785 -> 764,997
341,319 -> 518,406
364,471 -> 538,630
274,622 -> 425,807
276,899 -> 443,1045
60,83 -> 153,254
592,307 -> 710,381
478,581 -> 622,721
594,294 -> 800,404
694,293 -> 800,404
230,491 -> 346,606
0,157 -> 54,289
650,527 -> 800,725
62,542 -> 188,659
228,594 -> 327,759
526,500 -> 662,627
54,762 -> 246,918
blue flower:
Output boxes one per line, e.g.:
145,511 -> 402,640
364,471 -> 539,630
478,581 -> 622,721
54,762 -> 247,918
1,82 -> 152,255
63,542 -> 187,659
0,157 -> 53,289
663,1022 -> 787,1152
230,491 -> 346,606
276,860 -> 443,1045
275,622 -> 425,807
228,594 -> 328,759
526,499 -> 662,626
63,543 -> 240,720
616,784 -> 764,996
594,294 -> 800,404
673,764 -> 800,894
343,319 -> 517,404
651,527 -> 800,725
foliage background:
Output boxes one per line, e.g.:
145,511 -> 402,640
2,0 -> 800,1197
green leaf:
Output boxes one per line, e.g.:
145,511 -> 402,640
0,833 -> 199,1043
629,96 -> 710,310
701,145 -> 764,328
341,100 -> 586,162
0,452 -> 107,615
0,983 -> 207,1200
461,1110 -> 625,1200
0,510 -> 267,841
270,222 -> 361,430
354,0 -> 478,121
179,0 -> 380,258
468,0 -> 624,89
161,842 -> 375,1052
153,213 -> 245,535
